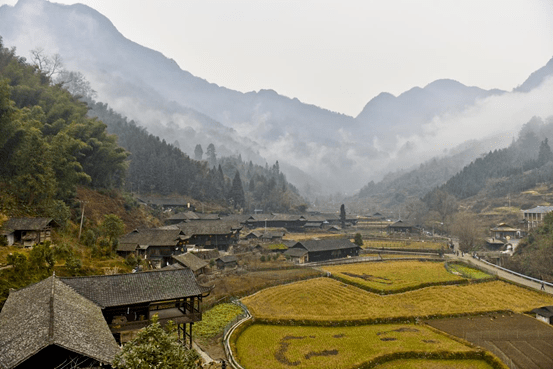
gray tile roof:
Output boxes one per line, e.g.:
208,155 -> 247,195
217,255 -> 238,263
0,276 -> 119,369
177,220 -> 242,235
523,206 -> 553,214
172,253 -> 208,272
60,268 -> 206,308
118,228 -> 182,248
2,217 -> 55,232
293,238 -> 359,252
532,306 -> 553,318
284,248 -> 308,257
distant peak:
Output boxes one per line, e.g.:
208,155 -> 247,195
424,79 -> 464,89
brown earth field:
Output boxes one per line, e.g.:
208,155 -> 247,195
426,313 -> 553,369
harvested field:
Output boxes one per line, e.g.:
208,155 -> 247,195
363,240 -> 446,250
426,314 -> 553,369
242,278 -> 553,322
322,261 -> 465,292
203,268 -> 322,307
234,323 -> 474,369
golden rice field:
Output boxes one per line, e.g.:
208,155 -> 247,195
234,323 -> 475,369
242,278 -> 553,322
322,261 -> 466,292
363,240 -> 446,250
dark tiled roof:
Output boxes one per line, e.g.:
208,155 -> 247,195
293,238 -> 359,252
0,276 -> 119,369
532,306 -> 553,318
177,220 -> 242,235
168,212 -> 220,221
60,269 -> 205,308
284,248 -> 308,257
172,253 -> 208,272
217,255 -> 238,263
118,228 -> 182,248
2,217 -> 55,231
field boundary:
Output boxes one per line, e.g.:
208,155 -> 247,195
250,309 -> 515,327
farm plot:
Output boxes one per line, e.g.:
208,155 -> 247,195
234,323 -> 475,369
363,240 -> 446,250
426,314 -> 553,369
242,278 -> 553,322
322,260 -> 466,293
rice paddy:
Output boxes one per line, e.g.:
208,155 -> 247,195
322,260 -> 466,292
242,277 -> 553,322
235,323 -> 475,369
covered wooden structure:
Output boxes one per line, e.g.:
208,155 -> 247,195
61,268 -> 211,346
285,238 -> 360,264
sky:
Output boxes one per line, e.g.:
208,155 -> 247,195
1,0 -> 553,116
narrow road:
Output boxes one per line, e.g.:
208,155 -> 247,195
447,240 -> 552,295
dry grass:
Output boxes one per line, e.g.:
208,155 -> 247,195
363,240 -> 446,250
234,323 -> 474,369
283,233 -> 344,241
322,261 -> 464,292
242,278 -> 553,322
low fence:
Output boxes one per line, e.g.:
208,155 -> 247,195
474,257 -> 553,288
222,300 -> 251,369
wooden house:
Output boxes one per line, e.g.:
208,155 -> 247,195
216,255 -> 238,269
61,268 -> 211,346
531,306 -> 553,325
284,238 -> 360,264
1,217 -> 58,247
0,276 -> 120,369
245,214 -> 307,231
387,220 -> 419,234
489,223 -> 521,240
171,252 -> 209,276
117,228 -> 187,268
165,211 -> 220,225
176,220 -> 242,251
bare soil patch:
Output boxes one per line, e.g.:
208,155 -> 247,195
426,313 -> 553,369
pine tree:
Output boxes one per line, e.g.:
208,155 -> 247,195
229,170 -> 245,209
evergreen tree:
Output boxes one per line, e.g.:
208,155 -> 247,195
229,170 -> 245,209
340,204 -> 346,229
194,144 -> 203,161
206,143 -> 216,167
538,138 -> 552,166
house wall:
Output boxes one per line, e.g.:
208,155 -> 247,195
536,314 -> 551,324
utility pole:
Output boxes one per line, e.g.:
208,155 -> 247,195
78,200 -> 87,240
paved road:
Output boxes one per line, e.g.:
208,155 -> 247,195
447,240 -> 552,295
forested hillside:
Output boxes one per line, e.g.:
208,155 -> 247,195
0,38 -> 127,221
424,116 -> 553,208
86,101 -> 305,213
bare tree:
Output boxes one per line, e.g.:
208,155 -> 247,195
30,47 -> 64,79
451,212 -> 482,252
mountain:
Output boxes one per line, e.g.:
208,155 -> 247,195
1,0 -> 552,196
355,79 -> 504,149
514,56 -> 553,93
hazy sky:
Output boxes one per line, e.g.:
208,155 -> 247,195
2,0 -> 553,116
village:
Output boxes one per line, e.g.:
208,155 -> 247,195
1,199 -> 553,369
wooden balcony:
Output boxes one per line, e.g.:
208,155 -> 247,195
109,308 -> 201,333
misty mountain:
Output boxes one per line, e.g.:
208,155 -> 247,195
514,56 -> 553,93
1,0 -> 552,197
355,79 -> 504,148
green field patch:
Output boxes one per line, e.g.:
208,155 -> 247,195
234,323 -> 474,369
194,303 -> 243,339
446,263 -> 491,280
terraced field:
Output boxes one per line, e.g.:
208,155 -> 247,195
235,323 -> 475,369
242,278 -> 553,322
322,260 -> 468,292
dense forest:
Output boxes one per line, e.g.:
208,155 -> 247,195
0,38 -> 304,219
86,100 -> 305,213
0,38 -> 127,222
